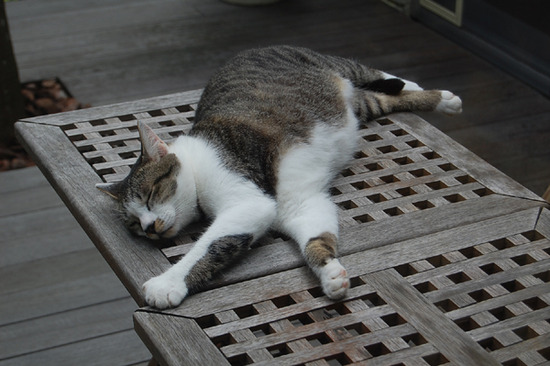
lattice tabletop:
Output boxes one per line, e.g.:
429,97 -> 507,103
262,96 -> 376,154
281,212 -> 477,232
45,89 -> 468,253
15,90 -> 549,366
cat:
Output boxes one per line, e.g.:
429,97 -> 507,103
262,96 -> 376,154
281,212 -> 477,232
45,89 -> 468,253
97,45 -> 462,309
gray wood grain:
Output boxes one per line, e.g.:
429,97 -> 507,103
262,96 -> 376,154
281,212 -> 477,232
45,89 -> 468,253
366,269 -> 500,365
134,311 -> 230,366
15,122 -> 170,306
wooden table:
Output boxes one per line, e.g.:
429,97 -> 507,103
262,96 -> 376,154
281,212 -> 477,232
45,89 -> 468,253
16,90 -> 550,366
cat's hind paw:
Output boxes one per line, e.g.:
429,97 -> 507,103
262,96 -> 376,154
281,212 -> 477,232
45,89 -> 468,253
143,274 -> 188,309
436,90 -> 462,115
320,259 -> 349,300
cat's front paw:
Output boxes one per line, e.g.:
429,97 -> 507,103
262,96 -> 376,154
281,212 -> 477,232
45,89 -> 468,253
436,90 -> 462,115
143,274 -> 188,309
320,259 -> 349,300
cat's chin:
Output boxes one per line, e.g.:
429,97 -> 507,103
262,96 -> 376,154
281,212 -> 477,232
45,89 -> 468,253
159,226 -> 181,239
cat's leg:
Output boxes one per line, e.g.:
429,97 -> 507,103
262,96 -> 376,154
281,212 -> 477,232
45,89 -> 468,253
359,89 -> 462,121
143,193 -> 276,309
381,71 -> 424,91
277,190 -> 349,300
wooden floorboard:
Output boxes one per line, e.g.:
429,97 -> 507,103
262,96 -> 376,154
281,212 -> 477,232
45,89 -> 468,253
1,0 -> 549,365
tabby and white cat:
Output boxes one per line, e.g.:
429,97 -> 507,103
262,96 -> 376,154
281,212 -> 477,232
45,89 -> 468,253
97,46 -> 462,309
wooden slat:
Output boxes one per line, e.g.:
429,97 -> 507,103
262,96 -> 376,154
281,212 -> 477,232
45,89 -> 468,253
149,208 -> 539,320
15,122 -> 170,306
134,311 -> 230,366
0,297 -> 136,360
390,113 -> 544,201
366,269 -> 500,365
19,89 -> 202,127
0,329 -> 151,366
0,248 -> 128,325
5,0 -> 550,364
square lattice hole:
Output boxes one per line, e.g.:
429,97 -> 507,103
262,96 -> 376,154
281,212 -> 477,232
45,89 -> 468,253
468,289 -> 494,302
410,168 -> 431,177
271,294 -> 297,308
402,332 -> 428,347
325,353 -> 352,366
393,156 -> 414,165
345,322 -> 370,336
396,187 -> 417,197
489,306 -> 516,321
534,270 -> 550,282
423,353 -> 449,365
359,292 -> 387,307
447,271 -> 472,284
521,230 -> 545,242
407,140 -> 425,148
367,193 -> 387,203
306,332 -> 333,347
354,214 -> 375,223
365,162 -> 384,171
338,200 -> 359,210
289,313 -> 314,327
513,325 -> 540,341
394,263 -> 419,277
422,151 -> 441,160
414,281 -> 438,293
479,337 -> 505,351
267,344 -> 291,358
211,333 -> 236,348
438,163 -> 458,171
455,316 -> 481,332
363,133 -> 383,142
233,304 -> 258,319
390,128 -> 408,136
426,181 -> 448,190
413,200 -> 435,210
511,253 -> 537,266
426,254 -> 452,267
377,145 -> 399,154
435,298 -> 460,312
384,207 -> 405,217
380,174 -> 400,184
381,313 -> 406,327
523,296 -> 549,310
444,193 -> 466,203
459,246 -> 485,259
228,354 -> 251,366
480,262 -> 504,275
250,324 -> 274,338
365,342 -> 391,357
351,181 -> 371,190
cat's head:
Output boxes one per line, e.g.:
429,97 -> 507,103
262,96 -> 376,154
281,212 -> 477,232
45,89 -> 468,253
96,122 -> 199,239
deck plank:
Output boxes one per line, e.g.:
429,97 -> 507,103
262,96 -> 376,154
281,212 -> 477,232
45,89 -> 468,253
2,0 -> 550,365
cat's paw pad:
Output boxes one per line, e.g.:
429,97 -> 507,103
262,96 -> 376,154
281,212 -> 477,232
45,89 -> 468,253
320,259 -> 349,300
143,274 -> 188,309
436,90 -> 462,114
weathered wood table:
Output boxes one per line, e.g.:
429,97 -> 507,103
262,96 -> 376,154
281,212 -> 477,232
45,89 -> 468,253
16,90 -> 550,366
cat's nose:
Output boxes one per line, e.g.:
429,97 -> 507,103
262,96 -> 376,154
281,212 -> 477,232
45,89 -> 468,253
144,223 -> 156,235
140,213 -> 157,232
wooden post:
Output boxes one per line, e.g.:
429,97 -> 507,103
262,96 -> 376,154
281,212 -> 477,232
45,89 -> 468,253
0,1 -> 24,145
543,184 -> 550,203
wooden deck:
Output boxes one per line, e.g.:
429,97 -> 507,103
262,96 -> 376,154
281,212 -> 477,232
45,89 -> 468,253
1,0 -> 549,365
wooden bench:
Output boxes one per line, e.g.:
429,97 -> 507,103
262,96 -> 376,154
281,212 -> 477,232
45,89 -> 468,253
16,90 -> 550,365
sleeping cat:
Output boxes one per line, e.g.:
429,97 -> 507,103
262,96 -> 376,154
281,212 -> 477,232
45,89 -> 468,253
97,45 -> 462,309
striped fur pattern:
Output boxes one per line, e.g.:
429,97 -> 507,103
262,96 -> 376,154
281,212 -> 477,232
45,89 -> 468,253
97,46 -> 462,308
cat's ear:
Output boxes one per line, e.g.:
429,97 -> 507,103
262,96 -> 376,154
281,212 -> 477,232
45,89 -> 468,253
96,182 -> 122,200
137,121 -> 169,162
